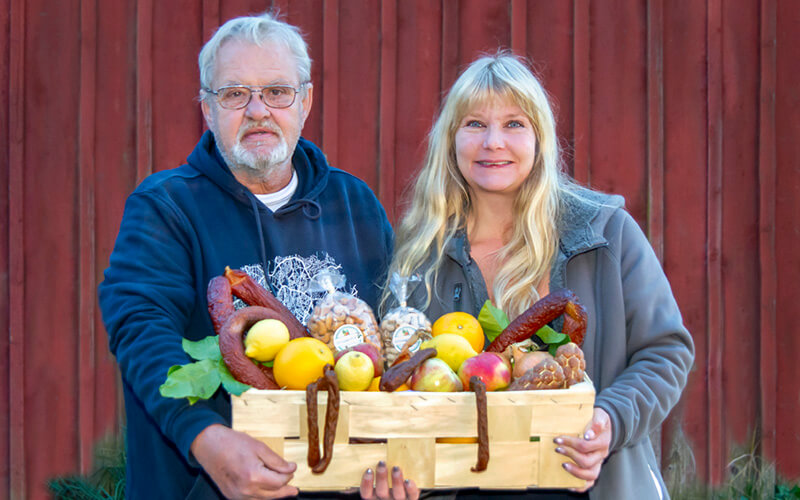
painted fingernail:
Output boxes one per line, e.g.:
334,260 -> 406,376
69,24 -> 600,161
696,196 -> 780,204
393,466 -> 400,473
366,468 -> 373,475
555,447 -> 564,454
378,460 -> 386,468
405,479 -> 410,485
584,431 -> 594,440
554,437 -> 563,445
562,463 -> 569,470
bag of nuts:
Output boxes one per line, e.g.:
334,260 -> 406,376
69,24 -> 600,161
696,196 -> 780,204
306,270 -> 381,355
380,273 -> 432,366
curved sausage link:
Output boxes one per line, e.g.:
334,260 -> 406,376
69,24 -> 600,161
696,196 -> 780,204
306,365 -> 340,473
224,267 -> 309,339
380,348 -> 437,392
469,376 -> 489,472
207,276 -> 235,336
485,289 -> 588,353
218,306 -> 280,390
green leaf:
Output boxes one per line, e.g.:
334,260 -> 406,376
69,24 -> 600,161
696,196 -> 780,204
535,325 -> 570,356
218,359 -> 252,396
159,359 -> 221,402
182,336 -> 222,361
478,300 -> 510,343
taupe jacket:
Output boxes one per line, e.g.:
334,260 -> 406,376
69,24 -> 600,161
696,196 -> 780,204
411,188 -> 695,499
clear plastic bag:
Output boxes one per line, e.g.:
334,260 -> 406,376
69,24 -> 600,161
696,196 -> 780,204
380,273 -> 432,365
306,270 -> 381,355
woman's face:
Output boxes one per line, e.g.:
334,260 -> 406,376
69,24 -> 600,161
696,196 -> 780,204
454,97 -> 536,199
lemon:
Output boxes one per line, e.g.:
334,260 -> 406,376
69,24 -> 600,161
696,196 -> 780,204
334,351 -> 375,391
244,319 -> 290,362
420,333 -> 478,372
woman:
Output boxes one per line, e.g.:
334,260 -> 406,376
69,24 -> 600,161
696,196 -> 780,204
362,52 -> 694,499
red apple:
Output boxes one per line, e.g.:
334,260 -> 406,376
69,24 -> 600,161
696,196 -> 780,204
334,342 -> 383,376
458,352 -> 512,391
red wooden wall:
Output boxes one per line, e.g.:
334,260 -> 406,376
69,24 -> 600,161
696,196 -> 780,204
2,1 -> 798,498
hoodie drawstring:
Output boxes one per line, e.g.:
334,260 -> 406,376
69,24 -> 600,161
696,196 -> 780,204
249,195 -> 276,294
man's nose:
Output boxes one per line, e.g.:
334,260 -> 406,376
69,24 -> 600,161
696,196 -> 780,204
244,91 -> 272,120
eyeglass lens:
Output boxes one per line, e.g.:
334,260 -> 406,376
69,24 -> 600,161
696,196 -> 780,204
218,86 -> 297,109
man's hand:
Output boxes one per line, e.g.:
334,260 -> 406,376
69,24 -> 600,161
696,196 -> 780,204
191,424 -> 298,499
554,407 -> 612,493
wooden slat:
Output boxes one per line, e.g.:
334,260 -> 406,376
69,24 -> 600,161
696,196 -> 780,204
136,0 -> 154,183
647,0 -> 665,262
378,0 -> 397,215
510,0 -> 527,54
321,0 -> 339,165
201,0 -> 221,44
78,0 -> 98,475
706,0 -> 724,485
440,0 -> 459,90
758,0 -> 777,463
8,0 -> 25,496
572,0 -> 590,184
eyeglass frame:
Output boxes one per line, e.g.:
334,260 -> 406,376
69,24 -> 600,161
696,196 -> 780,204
203,83 -> 309,110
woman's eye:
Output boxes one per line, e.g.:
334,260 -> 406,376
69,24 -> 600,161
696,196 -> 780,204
507,120 -> 524,128
465,120 -> 484,128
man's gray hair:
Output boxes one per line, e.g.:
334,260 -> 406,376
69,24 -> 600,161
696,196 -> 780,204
198,11 -> 311,93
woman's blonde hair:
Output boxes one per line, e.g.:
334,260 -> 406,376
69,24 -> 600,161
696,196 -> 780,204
386,52 -> 569,319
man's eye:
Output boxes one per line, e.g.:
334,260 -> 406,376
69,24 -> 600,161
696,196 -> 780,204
268,87 -> 290,96
222,89 -> 246,98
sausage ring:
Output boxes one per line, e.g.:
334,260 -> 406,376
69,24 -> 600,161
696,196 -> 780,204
218,306 -> 280,390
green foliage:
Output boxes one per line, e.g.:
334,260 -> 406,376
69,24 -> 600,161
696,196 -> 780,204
159,336 -> 251,404
48,435 -> 126,499
478,300 -> 509,342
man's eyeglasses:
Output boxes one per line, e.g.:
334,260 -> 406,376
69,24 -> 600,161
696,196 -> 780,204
204,84 -> 307,110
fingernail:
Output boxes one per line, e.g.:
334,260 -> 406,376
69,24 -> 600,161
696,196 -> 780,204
378,460 -> 386,468
404,479 -> 410,485
392,466 -> 400,473
554,437 -> 563,445
555,447 -> 564,454
366,468 -> 373,475
584,431 -> 594,440
562,463 -> 569,470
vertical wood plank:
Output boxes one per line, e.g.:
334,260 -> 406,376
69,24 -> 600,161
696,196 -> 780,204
321,0 -> 339,165
647,0 -> 664,262
440,0 -> 460,91
137,0 -> 154,183
510,0 -> 527,54
0,0 -> 9,494
706,0 -> 724,485
202,0 -> 221,46
78,0 -> 97,475
572,0 -> 590,184
379,0 -> 397,216
758,0 -> 777,464
8,0 -> 25,496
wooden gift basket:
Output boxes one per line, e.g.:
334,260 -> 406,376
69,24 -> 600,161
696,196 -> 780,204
231,378 -> 594,491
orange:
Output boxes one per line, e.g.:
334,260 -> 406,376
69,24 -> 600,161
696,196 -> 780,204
367,376 -> 410,392
273,337 -> 335,390
431,312 -> 485,352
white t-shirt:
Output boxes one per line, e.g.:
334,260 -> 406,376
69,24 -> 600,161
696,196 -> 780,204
254,170 -> 298,211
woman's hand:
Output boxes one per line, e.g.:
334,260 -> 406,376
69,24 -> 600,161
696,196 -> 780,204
554,407 -> 612,492
359,461 -> 420,500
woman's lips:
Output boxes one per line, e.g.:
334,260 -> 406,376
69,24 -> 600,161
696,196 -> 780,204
476,160 -> 512,167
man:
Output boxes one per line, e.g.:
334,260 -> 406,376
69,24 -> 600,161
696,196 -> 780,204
99,12 -> 393,499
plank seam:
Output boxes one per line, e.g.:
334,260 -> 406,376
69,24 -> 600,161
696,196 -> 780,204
757,0 -> 777,464
378,0 -> 397,219
136,0 -> 154,182
8,0 -> 26,495
322,0 -> 339,165
646,0 -> 665,263
78,0 -> 98,475
572,0 -> 590,184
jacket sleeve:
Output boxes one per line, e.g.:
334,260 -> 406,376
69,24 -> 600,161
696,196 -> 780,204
98,191 -> 227,462
593,211 -> 695,452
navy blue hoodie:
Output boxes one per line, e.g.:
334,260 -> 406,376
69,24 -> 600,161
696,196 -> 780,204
98,131 -> 393,498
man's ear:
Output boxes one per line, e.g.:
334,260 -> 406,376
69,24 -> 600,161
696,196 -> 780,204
300,83 -> 313,125
201,99 -> 214,129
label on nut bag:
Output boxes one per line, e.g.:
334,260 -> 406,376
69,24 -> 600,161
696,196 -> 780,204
333,324 -> 364,352
391,325 -> 422,353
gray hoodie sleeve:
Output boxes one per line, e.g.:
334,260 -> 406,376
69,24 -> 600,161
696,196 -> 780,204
593,211 -> 695,452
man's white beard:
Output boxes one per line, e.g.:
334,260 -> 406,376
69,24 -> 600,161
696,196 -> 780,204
217,120 -> 292,174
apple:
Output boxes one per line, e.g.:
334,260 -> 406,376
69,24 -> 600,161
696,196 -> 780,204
458,352 -> 512,391
334,351 -> 375,391
334,342 -> 383,376
409,358 -> 463,392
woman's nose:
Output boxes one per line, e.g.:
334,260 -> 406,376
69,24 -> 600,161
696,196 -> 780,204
482,125 -> 504,149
